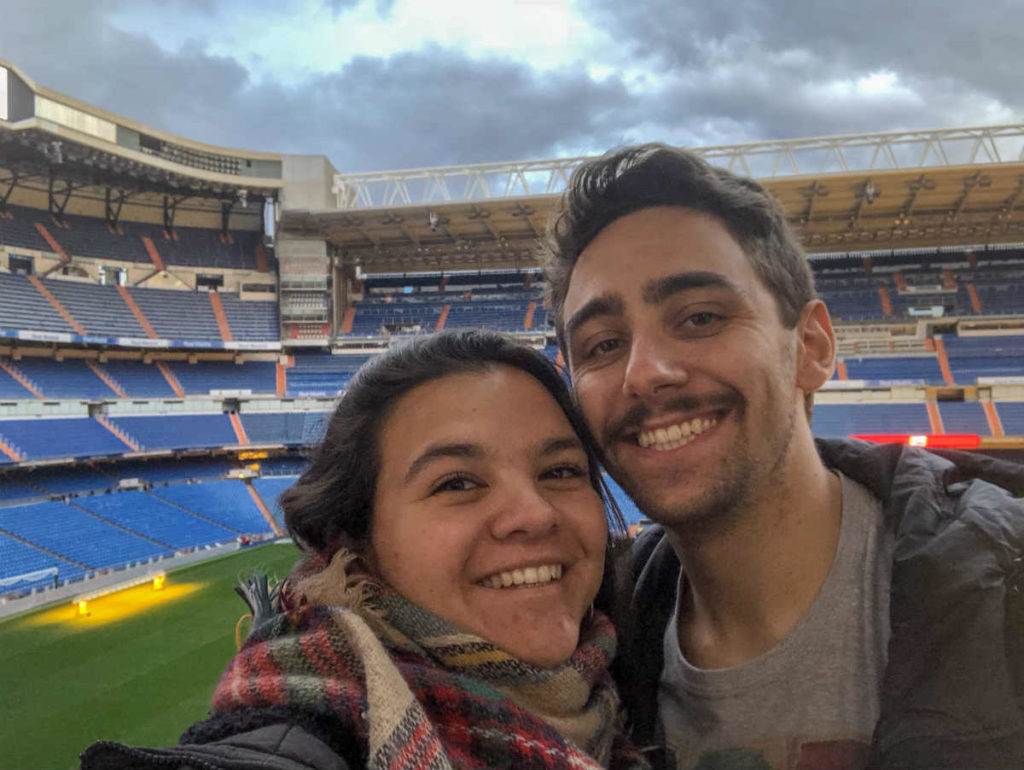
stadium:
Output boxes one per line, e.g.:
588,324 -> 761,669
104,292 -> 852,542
2,56 -> 1024,766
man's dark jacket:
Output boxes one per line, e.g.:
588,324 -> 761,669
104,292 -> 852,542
615,438 -> 1024,769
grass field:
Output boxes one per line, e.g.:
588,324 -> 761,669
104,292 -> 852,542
0,542 -> 300,770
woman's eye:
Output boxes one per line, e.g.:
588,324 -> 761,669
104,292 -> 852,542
432,474 -> 481,494
542,464 -> 587,481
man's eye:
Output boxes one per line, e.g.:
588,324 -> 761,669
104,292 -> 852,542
431,474 -> 481,494
688,312 -> 719,326
680,311 -> 724,332
586,338 -> 620,358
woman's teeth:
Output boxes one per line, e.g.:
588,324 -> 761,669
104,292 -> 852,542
637,416 -> 718,451
481,564 -> 563,589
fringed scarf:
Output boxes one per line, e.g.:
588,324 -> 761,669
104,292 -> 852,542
207,550 -> 648,770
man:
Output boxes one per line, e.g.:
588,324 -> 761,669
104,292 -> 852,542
542,144 -> 1024,769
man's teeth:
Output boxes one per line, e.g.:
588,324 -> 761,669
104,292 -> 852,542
481,564 -> 563,589
637,416 -> 718,450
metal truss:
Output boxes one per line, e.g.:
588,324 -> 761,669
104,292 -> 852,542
333,124 -> 1024,210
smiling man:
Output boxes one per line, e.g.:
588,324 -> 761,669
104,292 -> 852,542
543,144 -> 1024,769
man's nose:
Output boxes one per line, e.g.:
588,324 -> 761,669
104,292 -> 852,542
489,484 -> 560,540
622,331 -> 689,400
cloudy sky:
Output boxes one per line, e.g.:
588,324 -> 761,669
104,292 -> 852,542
1,0 -> 1021,173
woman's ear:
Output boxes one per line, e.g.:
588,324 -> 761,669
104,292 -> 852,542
795,300 -> 836,394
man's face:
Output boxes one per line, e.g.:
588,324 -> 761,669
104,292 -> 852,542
562,206 -> 815,528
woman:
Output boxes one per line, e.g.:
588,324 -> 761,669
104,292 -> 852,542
81,330 -> 646,770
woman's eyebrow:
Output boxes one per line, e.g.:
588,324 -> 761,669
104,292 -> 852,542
404,443 -> 481,483
538,436 -> 585,456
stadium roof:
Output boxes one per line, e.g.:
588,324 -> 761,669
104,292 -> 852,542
289,125 -> 1024,272
0,59 -> 282,214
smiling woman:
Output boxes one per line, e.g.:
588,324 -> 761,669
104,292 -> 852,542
81,330 -> 646,770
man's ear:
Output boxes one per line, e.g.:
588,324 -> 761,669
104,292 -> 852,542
795,300 -> 836,393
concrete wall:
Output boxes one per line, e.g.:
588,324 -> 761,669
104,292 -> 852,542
281,155 -> 337,212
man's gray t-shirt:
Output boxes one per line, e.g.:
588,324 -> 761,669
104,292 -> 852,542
658,473 -> 893,770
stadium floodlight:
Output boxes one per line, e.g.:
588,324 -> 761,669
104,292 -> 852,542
851,433 -> 981,448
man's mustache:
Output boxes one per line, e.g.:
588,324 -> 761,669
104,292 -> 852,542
604,393 -> 742,443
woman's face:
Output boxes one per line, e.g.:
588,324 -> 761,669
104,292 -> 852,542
370,365 -> 608,668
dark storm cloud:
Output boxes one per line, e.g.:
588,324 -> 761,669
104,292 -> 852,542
586,0 -> 1023,141
0,1 -> 634,170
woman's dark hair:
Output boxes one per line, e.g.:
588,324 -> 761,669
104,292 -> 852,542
281,329 -> 626,553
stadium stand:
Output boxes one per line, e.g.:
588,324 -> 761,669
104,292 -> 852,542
811,403 -> 932,438
942,335 -> 1024,383
937,401 -> 991,435
11,358 -> 117,399
124,286 -> 222,341
18,466 -> 116,496
0,417 -> 131,460
0,533 -> 84,588
218,293 -> 279,340
250,476 -> 296,528
240,411 -> 329,445
0,480 -> 47,503
109,458 -> 234,484
0,204 -> 273,272
108,414 -> 237,451
0,500 -> 170,567
0,365 -> 35,398
97,360 -> 178,398
842,356 -> 944,385
74,491 -> 238,550
150,480 -> 272,534
167,360 -> 277,394
259,457 -> 308,476
996,402 -> 1024,435
285,352 -> 372,396
40,278 -> 147,338
0,271 -> 75,334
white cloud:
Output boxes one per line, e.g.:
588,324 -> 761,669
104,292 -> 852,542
108,0 -> 605,86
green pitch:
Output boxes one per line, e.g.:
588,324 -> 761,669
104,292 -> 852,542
0,542 -> 301,770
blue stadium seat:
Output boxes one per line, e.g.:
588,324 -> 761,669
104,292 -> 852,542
937,402 -> 990,435
0,272 -> 75,334
0,500 -> 170,568
842,356 -> 944,385
995,402 -> 1024,435
0,533 -> 84,586
812,403 -> 931,438
99,361 -> 177,398
109,414 -> 237,451
286,353 -> 371,396
12,358 -> 117,399
251,476 -> 298,528
40,278 -> 146,338
0,418 -> 131,460
167,361 -> 277,395
241,412 -> 329,445
75,490 -> 237,549
150,481 -> 272,534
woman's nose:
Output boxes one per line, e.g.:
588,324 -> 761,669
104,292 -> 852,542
488,484 -> 559,540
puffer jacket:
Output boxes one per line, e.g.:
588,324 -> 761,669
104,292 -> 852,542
615,438 -> 1024,769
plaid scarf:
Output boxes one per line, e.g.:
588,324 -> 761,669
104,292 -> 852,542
209,553 -> 647,770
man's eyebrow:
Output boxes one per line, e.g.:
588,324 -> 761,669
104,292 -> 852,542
641,271 -> 748,305
404,443 -> 482,483
565,294 -> 624,340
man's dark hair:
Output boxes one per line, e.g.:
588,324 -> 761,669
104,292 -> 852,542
281,329 -> 625,554
543,143 -> 817,351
